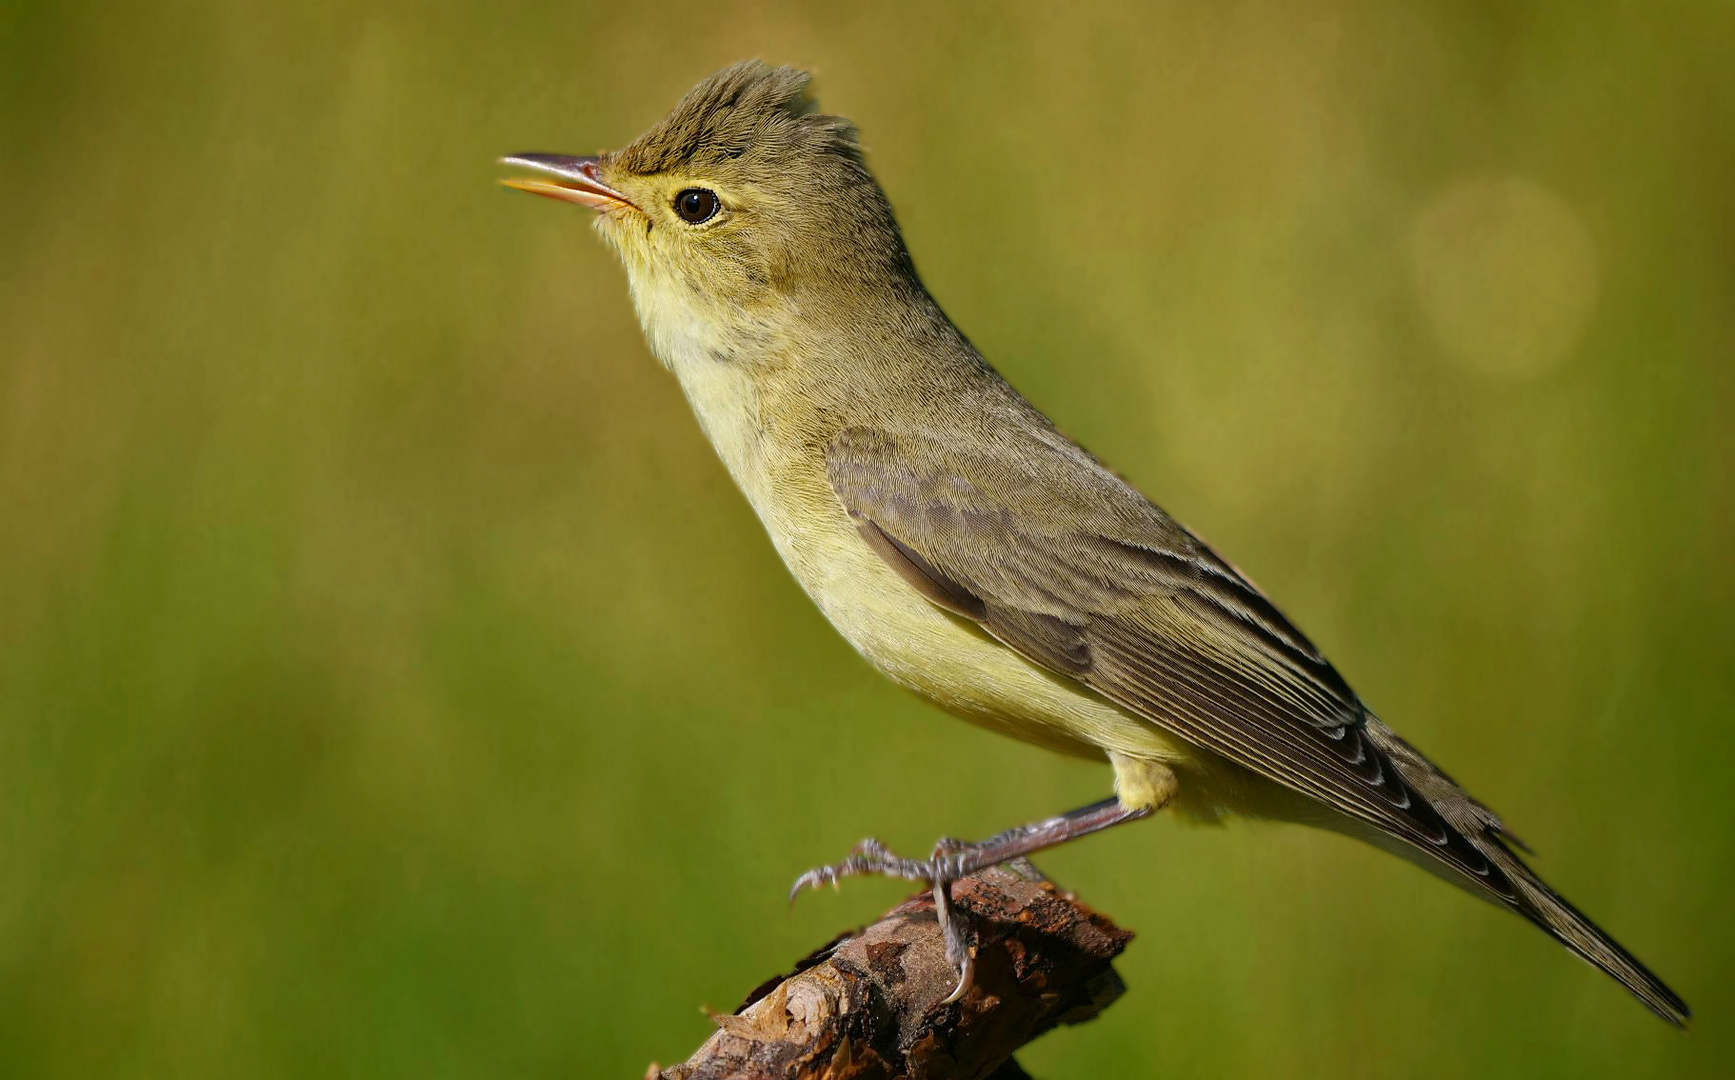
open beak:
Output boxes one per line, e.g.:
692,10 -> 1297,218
499,154 -> 638,212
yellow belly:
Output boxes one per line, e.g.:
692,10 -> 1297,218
747,460 -> 1193,758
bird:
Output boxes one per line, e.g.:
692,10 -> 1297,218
499,60 -> 1688,1024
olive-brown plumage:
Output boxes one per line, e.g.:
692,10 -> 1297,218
502,61 -> 1688,1024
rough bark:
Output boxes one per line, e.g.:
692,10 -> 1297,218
649,862 -> 1132,1080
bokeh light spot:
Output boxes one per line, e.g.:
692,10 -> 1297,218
1409,175 -> 1599,380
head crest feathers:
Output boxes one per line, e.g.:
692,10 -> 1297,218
616,62 -> 862,175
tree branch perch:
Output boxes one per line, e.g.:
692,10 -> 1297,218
650,861 -> 1133,1080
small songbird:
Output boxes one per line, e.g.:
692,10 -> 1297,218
500,61 -> 1688,1023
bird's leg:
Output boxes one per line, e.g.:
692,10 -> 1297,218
789,797 -> 1151,1002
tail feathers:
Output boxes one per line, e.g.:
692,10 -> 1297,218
1362,717 -> 1688,1024
1486,842 -> 1691,1026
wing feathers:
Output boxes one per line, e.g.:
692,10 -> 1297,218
853,517 -> 986,619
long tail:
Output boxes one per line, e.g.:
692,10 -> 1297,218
1360,716 -> 1688,1024
1483,840 -> 1691,1026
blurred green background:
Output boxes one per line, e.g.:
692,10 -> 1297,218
3,1 -> 1731,1076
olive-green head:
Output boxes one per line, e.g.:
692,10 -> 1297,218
503,62 -> 918,358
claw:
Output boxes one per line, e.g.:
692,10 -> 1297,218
940,952 -> 975,1004
788,866 -> 830,905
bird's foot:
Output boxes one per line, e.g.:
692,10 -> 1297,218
790,836 -> 980,1003
788,798 -> 1151,1005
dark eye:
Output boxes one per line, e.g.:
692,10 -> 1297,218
674,188 -> 720,224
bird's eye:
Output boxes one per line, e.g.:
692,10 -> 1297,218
674,188 -> 720,224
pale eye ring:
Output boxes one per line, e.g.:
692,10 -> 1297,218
674,188 -> 720,224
